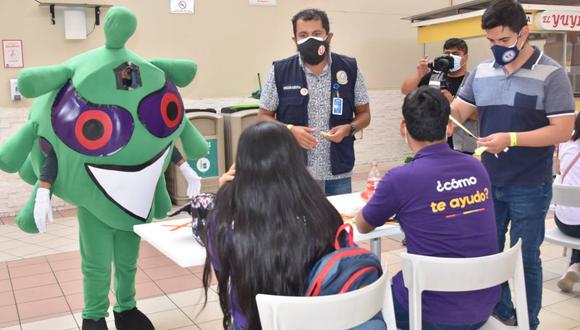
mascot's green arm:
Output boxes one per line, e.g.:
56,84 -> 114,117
153,174 -> 172,220
16,182 -> 41,233
181,121 -> 208,160
0,121 -> 37,173
152,120 -> 207,218
18,155 -> 38,185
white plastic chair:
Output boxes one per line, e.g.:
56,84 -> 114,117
545,183 -> 580,256
256,270 -> 396,330
400,240 -> 528,330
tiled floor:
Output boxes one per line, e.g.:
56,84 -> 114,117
0,211 -> 226,330
1,203 -> 580,329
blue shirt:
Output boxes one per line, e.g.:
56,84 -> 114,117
362,143 -> 500,325
457,47 -> 575,186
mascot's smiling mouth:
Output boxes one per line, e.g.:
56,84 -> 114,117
85,146 -> 170,221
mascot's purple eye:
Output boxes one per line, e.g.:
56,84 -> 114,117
52,81 -> 134,156
138,81 -> 184,138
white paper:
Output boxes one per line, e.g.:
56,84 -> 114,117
170,0 -> 194,14
249,0 -> 277,6
2,40 -> 23,68
64,9 -> 87,40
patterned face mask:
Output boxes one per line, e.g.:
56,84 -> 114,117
297,36 -> 328,65
491,33 -> 520,66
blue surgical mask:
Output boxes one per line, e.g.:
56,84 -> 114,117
448,54 -> 463,72
491,33 -> 520,66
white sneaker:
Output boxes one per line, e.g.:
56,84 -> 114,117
557,263 -> 580,293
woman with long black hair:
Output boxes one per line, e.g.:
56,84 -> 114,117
202,121 -> 343,329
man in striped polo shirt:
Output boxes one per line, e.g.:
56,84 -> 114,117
451,0 -> 575,328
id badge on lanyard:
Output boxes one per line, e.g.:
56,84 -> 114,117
332,82 -> 343,116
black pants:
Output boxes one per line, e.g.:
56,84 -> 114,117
554,214 -> 580,265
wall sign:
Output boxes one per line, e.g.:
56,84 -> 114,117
2,40 -> 24,68
536,10 -> 580,31
249,0 -> 277,6
170,0 -> 194,14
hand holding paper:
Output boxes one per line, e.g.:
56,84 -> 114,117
477,133 -> 510,154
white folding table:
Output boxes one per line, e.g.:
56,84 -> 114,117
134,192 -> 401,268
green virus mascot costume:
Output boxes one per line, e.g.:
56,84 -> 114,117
0,7 -> 208,330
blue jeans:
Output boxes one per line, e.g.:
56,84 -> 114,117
317,177 -> 352,197
492,184 -> 552,330
392,286 -> 486,330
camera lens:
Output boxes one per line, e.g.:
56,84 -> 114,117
432,56 -> 453,73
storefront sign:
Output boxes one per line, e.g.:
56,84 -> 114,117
536,10 -> 580,31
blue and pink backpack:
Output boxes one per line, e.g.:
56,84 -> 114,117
305,223 -> 386,329
306,223 -> 383,296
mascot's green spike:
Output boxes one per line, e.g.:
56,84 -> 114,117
0,6 -> 208,328
18,64 -> 72,98
150,59 -> 197,87
104,6 -> 137,49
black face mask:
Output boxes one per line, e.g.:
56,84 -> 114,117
297,37 -> 329,65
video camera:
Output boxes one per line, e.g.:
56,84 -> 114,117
428,55 -> 456,90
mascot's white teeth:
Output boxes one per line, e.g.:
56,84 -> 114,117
86,147 -> 170,221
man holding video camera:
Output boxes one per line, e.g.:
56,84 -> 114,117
401,38 -> 478,154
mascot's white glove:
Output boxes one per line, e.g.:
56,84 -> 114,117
179,162 -> 201,198
34,188 -> 53,233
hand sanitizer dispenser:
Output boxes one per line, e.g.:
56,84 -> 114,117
10,79 -> 21,101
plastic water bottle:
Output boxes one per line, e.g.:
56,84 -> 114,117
366,161 -> 381,200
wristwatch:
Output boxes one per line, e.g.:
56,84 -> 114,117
349,123 -> 357,137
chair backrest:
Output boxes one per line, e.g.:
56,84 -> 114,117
400,240 -> 528,330
256,270 -> 396,330
552,183 -> 580,207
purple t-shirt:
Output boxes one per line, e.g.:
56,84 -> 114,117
362,143 -> 500,325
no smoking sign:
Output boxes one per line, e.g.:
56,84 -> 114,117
170,0 -> 194,14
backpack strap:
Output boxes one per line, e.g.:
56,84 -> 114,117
335,223 -> 355,250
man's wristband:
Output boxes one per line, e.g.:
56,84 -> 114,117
509,132 -> 518,147
287,124 -> 294,131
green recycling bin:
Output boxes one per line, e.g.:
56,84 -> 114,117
221,104 -> 259,170
166,109 -> 225,204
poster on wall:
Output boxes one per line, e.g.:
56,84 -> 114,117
2,40 -> 24,68
249,0 -> 276,6
170,0 -> 194,14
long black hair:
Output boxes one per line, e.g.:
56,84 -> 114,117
202,121 -> 343,329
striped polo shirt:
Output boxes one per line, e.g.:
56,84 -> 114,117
457,47 -> 575,186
